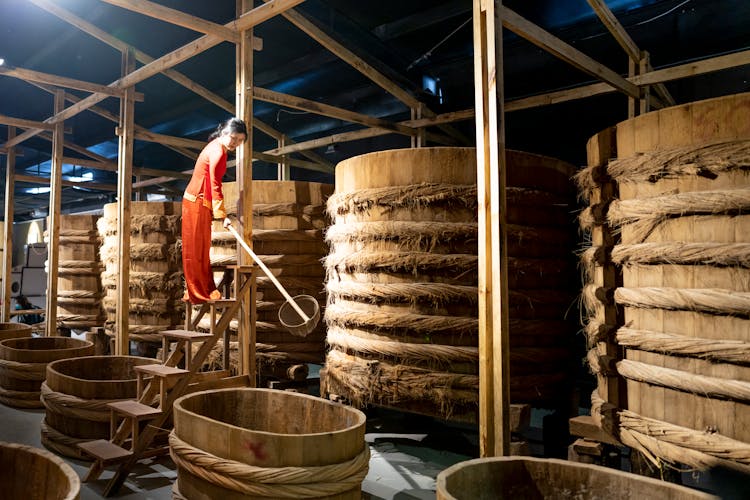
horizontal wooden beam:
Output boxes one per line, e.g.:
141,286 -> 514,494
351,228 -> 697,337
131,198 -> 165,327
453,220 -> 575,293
506,48 -> 750,112
62,156 -> 191,180
15,174 -> 117,191
0,114 -> 56,131
500,6 -> 640,99
0,65 -> 144,100
126,128 -> 204,150
253,87 -> 417,137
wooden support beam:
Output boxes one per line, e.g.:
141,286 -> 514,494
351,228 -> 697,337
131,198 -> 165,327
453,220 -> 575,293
500,6 -> 639,99
473,0 -> 511,457
61,156 -> 191,180
15,174 -> 117,192
236,0 -> 256,382
2,127 -> 15,323
0,114 -> 56,131
45,90 -> 65,337
0,65 -> 143,100
506,49 -> 750,112
4,0 -> 305,150
115,48 -> 136,356
253,87 -> 417,137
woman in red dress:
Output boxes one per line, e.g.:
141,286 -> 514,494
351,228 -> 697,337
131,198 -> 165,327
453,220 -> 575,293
182,117 -> 247,304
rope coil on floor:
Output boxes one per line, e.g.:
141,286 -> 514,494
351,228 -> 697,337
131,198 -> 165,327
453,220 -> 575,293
169,431 -> 369,498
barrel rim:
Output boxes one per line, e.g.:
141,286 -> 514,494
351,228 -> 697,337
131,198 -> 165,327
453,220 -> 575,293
0,440 -> 81,500
46,354 -> 155,383
0,336 -> 93,353
435,456 -> 715,500
174,387 -> 366,438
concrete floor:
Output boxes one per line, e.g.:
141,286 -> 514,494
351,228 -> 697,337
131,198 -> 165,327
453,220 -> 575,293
0,399 -> 472,499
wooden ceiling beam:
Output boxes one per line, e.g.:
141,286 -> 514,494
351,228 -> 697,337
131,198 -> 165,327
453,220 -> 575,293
62,156 -> 191,180
15,173 -> 117,192
0,114 -> 56,131
586,0 -> 675,106
3,0 -> 305,150
0,65 -> 144,100
500,6 -> 639,99
254,87 -> 417,137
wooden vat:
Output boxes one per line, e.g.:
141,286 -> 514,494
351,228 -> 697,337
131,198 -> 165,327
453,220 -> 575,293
0,337 -> 93,408
578,92 -> 750,473
0,322 -> 33,340
98,202 -> 183,349
171,388 -> 368,499
41,355 -> 154,459
322,147 -> 577,421
0,441 -> 80,500
52,214 -> 104,331
436,457 -> 714,499
208,181 -> 332,377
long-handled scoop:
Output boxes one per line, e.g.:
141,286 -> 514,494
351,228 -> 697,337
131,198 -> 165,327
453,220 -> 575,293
226,223 -> 320,336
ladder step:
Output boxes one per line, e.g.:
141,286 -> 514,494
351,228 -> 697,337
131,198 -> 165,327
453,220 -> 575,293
207,298 -> 236,307
160,329 -> 213,341
78,440 -> 133,463
107,400 -> 162,420
134,364 -> 189,378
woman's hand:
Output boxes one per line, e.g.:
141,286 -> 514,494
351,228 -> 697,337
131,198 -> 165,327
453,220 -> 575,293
223,217 -> 232,229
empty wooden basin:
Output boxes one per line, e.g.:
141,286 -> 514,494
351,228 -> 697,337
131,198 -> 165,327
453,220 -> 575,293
0,441 -> 80,499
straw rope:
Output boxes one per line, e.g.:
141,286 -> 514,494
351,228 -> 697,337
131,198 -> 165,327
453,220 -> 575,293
97,214 -> 180,236
58,290 -> 101,299
575,140 -> 750,200
614,287 -> 750,316
0,359 -> 47,381
591,390 -> 750,473
59,229 -> 98,237
56,261 -> 103,276
588,351 -> 750,402
169,431 -> 369,498
325,302 -> 477,334
611,242 -> 750,267
253,229 -> 323,242
253,202 -> 325,218
0,387 -> 43,408
327,183 -> 477,216
100,242 -> 179,264
325,221 -> 476,247
40,382 -> 124,422
327,326 -> 478,364
59,235 -> 99,244
615,327 -> 750,364
40,421 -> 91,459
326,280 -> 476,305
325,250 -> 477,275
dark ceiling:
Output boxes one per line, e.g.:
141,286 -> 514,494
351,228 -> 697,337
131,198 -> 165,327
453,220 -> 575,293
1,0 -> 749,220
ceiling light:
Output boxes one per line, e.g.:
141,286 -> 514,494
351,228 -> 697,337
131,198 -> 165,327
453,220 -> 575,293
0,58 -> 4,66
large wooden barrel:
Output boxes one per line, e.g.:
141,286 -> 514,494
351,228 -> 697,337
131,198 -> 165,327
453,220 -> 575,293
98,202 -> 183,349
171,388 -> 368,499
208,181 -> 333,377
0,441 -> 80,500
321,147 -> 577,421
436,457 -> 713,499
40,355 -> 155,459
0,322 -> 33,340
0,337 -> 93,408
578,92 -> 750,473
51,214 -> 104,331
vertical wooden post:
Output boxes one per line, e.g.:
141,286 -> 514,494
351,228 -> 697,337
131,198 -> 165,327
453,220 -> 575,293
115,48 -> 136,355
236,0 -> 256,382
45,90 -> 65,337
639,51 -> 651,115
473,0 -> 510,456
277,135 -> 290,180
410,103 -> 426,148
2,127 -> 16,323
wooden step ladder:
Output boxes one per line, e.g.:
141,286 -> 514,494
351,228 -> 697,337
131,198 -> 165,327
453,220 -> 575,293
78,266 -> 255,496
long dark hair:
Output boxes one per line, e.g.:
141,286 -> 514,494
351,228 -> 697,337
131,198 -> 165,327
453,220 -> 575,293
209,117 -> 247,140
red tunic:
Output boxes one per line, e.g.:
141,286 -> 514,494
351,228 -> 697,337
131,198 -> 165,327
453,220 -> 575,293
182,139 -> 227,304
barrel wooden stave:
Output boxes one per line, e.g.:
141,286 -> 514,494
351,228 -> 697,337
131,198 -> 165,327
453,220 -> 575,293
436,457 -> 714,500
0,441 -> 80,500
172,388 -> 367,499
41,355 -> 154,459
0,322 -> 33,341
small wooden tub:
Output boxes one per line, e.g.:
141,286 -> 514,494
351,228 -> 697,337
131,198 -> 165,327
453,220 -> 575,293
0,322 -> 33,341
41,355 -> 154,459
171,388 -> 368,499
0,441 -> 80,500
436,457 -> 715,500
0,337 -> 94,408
